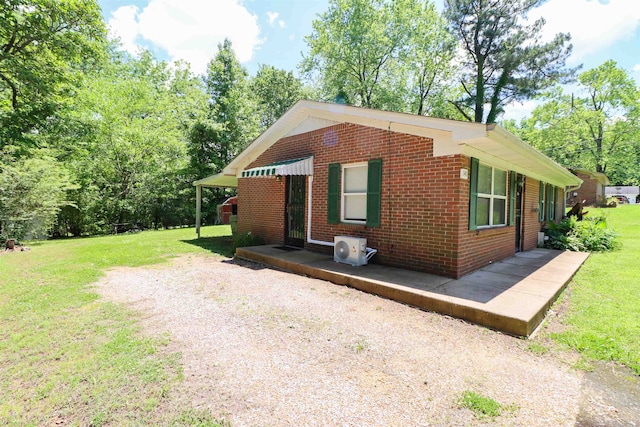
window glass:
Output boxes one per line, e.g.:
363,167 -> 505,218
344,165 -> 367,192
494,170 -> 507,196
342,164 -> 368,223
492,199 -> 506,225
473,163 -> 507,228
477,164 -> 492,194
344,194 -> 366,220
476,197 -> 490,226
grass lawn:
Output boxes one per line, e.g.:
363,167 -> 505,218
1,209 -> 638,425
0,226 -> 233,426
551,205 -> 640,374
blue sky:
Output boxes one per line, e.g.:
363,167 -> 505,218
98,0 -> 640,119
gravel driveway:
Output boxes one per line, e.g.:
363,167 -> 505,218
93,254 -> 632,426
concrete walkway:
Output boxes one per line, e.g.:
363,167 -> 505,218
235,246 -> 589,336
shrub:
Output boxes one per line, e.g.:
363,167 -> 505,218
545,215 -> 619,252
232,231 -> 266,249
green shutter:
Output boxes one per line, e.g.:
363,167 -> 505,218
545,184 -> 554,221
509,171 -> 516,226
546,184 -> 555,221
539,181 -> 545,222
469,158 -> 479,231
366,158 -> 382,227
327,163 -> 340,224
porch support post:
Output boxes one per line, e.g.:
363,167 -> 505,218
196,185 -> 202,238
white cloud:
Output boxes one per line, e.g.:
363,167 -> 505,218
527,0 -> 640,64
267,11 -> 279,26
278,19 -> 286,29
107,5 -> 142,54
107,0 -> 262,75
501,100 -> 540,122
633,64 -> 640,72
289,34 -> 296,41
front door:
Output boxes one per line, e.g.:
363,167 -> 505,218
285,175 -> 305,247
515,174 -> 525,252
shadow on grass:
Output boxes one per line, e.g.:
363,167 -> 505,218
180,235 -> 235,258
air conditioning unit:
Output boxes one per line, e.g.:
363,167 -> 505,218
334,236 -> 368,266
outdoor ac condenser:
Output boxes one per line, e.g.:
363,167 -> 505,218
333,236 -> 368,266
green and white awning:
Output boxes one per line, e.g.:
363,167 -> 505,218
241,156 -> 313,177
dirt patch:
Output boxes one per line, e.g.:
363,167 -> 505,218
93,254 -> 639,426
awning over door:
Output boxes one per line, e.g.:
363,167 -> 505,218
193,172 -> 238,188
241,156 -> 313,177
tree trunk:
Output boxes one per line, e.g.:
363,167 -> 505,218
475,56 -> 485,123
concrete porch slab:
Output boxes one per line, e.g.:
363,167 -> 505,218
235,246 -> 589,336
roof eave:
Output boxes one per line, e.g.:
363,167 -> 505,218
484,125 -> 582,188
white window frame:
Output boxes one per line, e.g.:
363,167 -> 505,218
477,164 -> 508,228
341,162 -> 368,224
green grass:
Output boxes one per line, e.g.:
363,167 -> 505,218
0,226 -> 233,426
458,390 -> 517,419
552,205 -> 640,374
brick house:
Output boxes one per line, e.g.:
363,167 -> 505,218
195,101 -> 582,278
566,169 -> 610,207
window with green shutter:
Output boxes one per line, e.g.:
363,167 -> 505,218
331,159 -> 383,227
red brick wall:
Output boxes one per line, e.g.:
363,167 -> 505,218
237,177 -> 286,244
522,177 -> 542,252
238,123 -> 546,278
567,172 -> 604,207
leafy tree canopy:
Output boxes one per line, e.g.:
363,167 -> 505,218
251,64 -> 305,128
508,60 -> 640,185
444,0 -> 575,123
0,0 -> 107,148
301,0 -> 457,116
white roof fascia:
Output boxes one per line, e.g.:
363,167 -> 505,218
224,100 -> 488,177
285,117 -> 340,138
483,125 -> 582,188
222,103 -> 311,177
221,100 -> 580,188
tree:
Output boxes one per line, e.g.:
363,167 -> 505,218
301,0 -> 457,116
190,39 -> 259,178
0,0 -> 106,148
403,0 -> 458,116
444,0 -> 575,123
251,65 -> 305,129
302,0 -> 400,109
0,147 -> 76,240
58,50 -> 201,233
510,61 -> 640,185
186,40 -> 259,225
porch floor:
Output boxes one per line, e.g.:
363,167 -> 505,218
235,246 -> 590,336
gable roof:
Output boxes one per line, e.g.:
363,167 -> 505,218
571,168 -> 610,186
200,100 -> 581,188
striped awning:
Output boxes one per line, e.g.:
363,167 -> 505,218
241,156 -> 313,178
